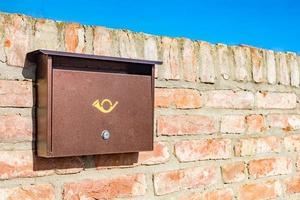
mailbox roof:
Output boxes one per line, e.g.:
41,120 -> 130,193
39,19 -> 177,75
28,49 -> 162,65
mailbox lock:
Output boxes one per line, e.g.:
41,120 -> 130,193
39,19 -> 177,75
101,130 -> 110,140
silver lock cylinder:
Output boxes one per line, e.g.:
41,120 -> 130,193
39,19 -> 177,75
101,130 -> 110,140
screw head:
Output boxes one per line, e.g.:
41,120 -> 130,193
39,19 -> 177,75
101,130 -> 110,140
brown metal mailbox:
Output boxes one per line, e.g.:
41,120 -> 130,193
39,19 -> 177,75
28,50 -> 162,158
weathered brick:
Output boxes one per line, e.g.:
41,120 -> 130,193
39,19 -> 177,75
65,23 -> 85,53
179,188 -> 233,200
235,136 -> 281,156
276,52 -> 290,85
266,50 -> 276,84
221,161 -> 246,183
117,30 -> 137,58
144,36 -> 159,77
0,151 -> 84,180
287,52 -> 299,87
95,142 -> 170,168
284,134 -> 300,152
203,90 -> 254,109
34,19 -> 59,50
256,92 -> 297,109
199,42 -> 215,83
0,80 -> 33,107
248,157 -> 292,178
157,115 -> 218,136
144,36 -> 158,61
153,166 -> 217,195
239,180 -> 282,200
232,46 -> 251,81
216,44 -> 231,80
0,115 -> 32,142
3,14 -> 33,67
0,14 -> 6,62
284,176 -> 300,194
296,156 -> 300,171
154,88 -> 201,109
63,174 -> 146,199
221,115 -> 245,133
0,62 -> 35,81
93,26 -> 113,56
182,39 -> 197,82
267,114 -> 300,131
161,37 -> 180,80
0,184 -> 55,200
175,139 -> 231,162
251,47 -> 266,83
246,114 -> 266,133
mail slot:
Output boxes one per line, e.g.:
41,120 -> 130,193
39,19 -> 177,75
27,50 -> 162,157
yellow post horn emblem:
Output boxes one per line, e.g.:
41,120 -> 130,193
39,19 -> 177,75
92,99 -> 118,113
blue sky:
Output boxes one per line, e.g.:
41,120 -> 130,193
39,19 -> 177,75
0,0 -> 299,54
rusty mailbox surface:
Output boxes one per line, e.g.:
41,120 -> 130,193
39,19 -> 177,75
28,50 -> 162,157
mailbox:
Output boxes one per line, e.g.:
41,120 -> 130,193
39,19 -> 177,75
28,50 -> 162,157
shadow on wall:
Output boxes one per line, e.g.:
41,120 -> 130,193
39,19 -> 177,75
22,53 -> 138,173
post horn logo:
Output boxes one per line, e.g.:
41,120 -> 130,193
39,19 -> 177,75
92,99 -> 118,114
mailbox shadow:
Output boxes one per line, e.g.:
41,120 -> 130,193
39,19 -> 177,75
22,54 -> 139,172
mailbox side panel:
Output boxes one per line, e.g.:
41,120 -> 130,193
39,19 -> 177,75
36,55 -> 53,157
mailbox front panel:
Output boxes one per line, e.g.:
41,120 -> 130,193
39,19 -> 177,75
51,69 -> 153,157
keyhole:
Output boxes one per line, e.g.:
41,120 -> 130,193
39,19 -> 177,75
101,130 -> 110,140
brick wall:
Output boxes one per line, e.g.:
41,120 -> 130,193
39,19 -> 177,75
0,12 -> 300,200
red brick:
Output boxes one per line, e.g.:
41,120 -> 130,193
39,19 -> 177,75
239,180 -> 282,200
284,176 -> 300,194
202,188 -> 233,200
221,161 -> 246,183
157,115 -> 218,136
0,115 -> 32,142
221,115 -> 245,133
284,134 -> 300,152
153,166 -> 217,195
155,88 -> 201,109
203,90 -> 254,109
246,114 -> 266,133
256,92 -> 297,109
138,142 -> 170,165
95,142 -> 170,168
179,188 -> 233,200
267,114 -> 300,131
0,151 -> 84,180
3,14 -> 33,67
175,139 -> 231,162
63,174 -> 146,199
248,157 -> 292,178
0,184 -> 55,200
65,23 -> 84,53
0,80 -> 33,107
235,136 -> 281,156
